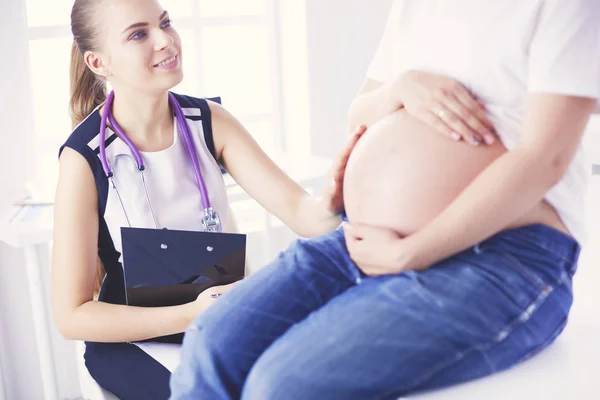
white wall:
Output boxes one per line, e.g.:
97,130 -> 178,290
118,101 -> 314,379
278,0 -> 393,158
303,0 -> 392,158
0,1 -> 44,399
1,0 -> 33,203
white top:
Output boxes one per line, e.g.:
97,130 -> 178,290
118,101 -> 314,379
97,105 -> 238,370
367,0 -> 600,244
100,112 -> 238,261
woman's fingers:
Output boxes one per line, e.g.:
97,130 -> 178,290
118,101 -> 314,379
447,87 -> 496,142
206,282 -> 237,299
422,80 -> 496,146
441,98 -> 495,145
419,110 -> 459,141
432,106 -> 484,145
215,282 -> 236,294
452,85 -> 494,128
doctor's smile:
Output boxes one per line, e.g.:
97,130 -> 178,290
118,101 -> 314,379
153,54 -> 179,69
54,0 -> 363,397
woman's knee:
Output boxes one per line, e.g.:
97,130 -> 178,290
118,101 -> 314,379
187,301 -> 240,355
242,358 -> 304,400
240,332 -> 332,400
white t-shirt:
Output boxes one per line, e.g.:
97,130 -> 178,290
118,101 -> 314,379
367,0 -> 600,244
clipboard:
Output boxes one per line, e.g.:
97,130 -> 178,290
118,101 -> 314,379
121,227 -> 246,308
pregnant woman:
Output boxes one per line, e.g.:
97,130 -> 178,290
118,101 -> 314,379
170,1 -> 600,399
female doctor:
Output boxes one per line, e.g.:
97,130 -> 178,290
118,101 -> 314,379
50,0 -> 367,398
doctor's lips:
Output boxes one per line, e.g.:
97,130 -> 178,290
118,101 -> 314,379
153,53 -> 178,69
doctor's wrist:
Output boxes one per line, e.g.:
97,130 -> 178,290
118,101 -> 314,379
184,294 -> 209,324
296,194 -> 341,237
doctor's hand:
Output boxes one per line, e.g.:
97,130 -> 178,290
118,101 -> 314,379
343,223 -> 418,276
393,70 -> 496,146
323,124 -> 368,215
191,282 -> 237,317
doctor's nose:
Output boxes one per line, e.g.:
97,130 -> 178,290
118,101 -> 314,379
154,30 -> 175,52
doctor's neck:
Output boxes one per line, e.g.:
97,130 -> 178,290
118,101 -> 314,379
108,87 -> 175,151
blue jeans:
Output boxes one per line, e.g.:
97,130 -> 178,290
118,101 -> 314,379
170,224 -> 579,400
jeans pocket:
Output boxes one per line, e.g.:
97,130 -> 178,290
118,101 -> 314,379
457,247 -> 559,319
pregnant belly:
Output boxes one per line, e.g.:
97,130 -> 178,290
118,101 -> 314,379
343,110 -> 507,236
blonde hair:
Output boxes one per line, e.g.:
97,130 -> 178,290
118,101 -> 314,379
70,0 -> 107,129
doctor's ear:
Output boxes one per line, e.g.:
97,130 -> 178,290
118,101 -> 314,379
84,51 -> 111,78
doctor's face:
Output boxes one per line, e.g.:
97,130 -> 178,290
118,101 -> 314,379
96,0 -> 184,94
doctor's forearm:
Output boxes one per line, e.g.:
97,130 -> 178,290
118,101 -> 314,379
293,194 -> 341,238
58,300 -> 198,342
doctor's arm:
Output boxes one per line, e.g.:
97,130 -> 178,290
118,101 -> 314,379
210,102 -> 357,238
51,149 -> 207,342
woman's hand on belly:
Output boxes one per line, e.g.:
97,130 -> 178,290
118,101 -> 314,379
343,110 -> 507,236
343,223 -> 418,276
394,70 -> 496,146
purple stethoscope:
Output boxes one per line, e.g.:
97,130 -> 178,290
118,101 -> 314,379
98,90 -> 222,232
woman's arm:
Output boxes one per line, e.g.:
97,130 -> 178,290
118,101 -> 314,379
345,94 -> 596,274
52,148 -> 203,342
210,102 -> 359,238
348,72 -> 495,145
405,94 -> 594,271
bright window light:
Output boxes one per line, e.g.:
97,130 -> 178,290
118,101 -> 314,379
24,0 -> 294,199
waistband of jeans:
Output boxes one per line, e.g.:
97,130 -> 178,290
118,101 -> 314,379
483,223 -> 581,264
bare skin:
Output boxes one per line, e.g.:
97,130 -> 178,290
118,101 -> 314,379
344,108 -> 568,238
52,0 -> 363,343
343,75 -> 594,275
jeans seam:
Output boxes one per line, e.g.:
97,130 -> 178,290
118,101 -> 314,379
480,245 -> 572,290
516,315 -> 568,364
383,279 -> 566,398
485,247 -> 548,288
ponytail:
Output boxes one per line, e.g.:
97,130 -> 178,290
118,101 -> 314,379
69,40 -> 106,129
70,0 -> 107,297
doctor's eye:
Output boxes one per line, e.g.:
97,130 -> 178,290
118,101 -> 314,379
129,30 -> 147,41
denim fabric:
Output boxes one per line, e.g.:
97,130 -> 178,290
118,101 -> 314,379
170,224 -> 579,400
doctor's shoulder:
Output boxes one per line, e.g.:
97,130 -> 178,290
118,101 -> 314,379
58,107 -> 103,184
171,92 -> 247,162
